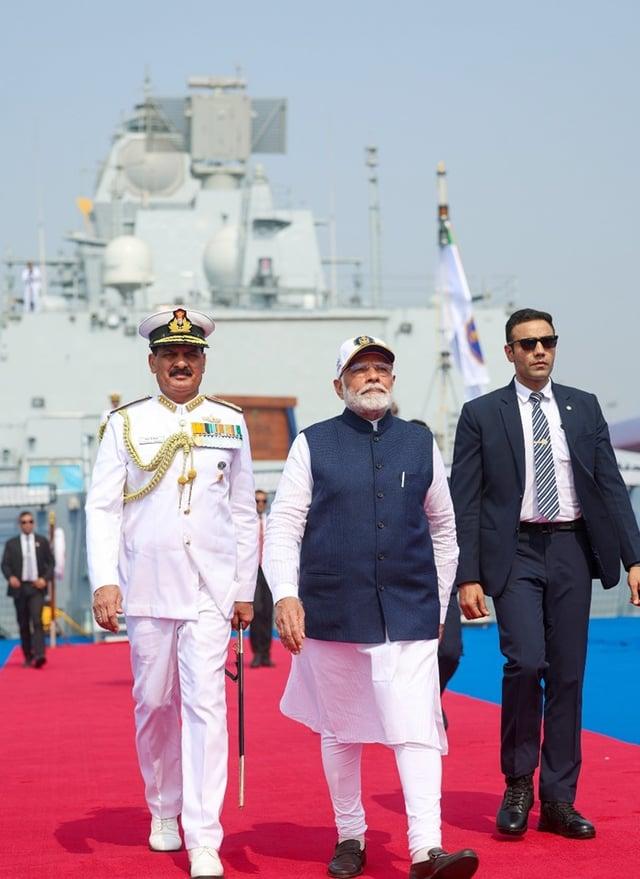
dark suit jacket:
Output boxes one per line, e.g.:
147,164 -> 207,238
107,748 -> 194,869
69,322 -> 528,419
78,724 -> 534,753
450,379 -> 640,597
1,533 -> 55,596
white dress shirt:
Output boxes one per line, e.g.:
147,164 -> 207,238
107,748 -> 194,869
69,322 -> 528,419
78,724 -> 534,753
86,395 -> 259,620
515,378 -> 581,522
20,533 -> 38,581
264,428 -> 459,624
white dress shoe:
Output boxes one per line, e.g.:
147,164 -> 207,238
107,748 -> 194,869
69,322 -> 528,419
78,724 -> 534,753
189,846 -> 224,877
148,815 -> 182,851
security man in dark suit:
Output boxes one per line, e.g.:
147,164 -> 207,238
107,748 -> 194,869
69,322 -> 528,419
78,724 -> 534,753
450,308 -> 640,840
1,510 -> 55,667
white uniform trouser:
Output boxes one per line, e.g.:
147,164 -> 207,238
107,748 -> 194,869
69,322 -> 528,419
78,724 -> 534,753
321,735 -> 442,856
127,589 -> 230,850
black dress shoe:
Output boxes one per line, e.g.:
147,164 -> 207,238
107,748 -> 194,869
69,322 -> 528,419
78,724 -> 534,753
249,655 -> 262,668
327,839 -> 366,878
409,847 -> 479,879
22,658 -> 34,667
496,773 -> 534,835
33,656 -> 47,669
538,801 -> 595,839
261,656 -> 275,667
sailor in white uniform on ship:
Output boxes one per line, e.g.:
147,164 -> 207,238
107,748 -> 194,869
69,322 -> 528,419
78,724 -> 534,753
21,261 -> 41,312
263,335 -> 479,879
86,307 -> 258,879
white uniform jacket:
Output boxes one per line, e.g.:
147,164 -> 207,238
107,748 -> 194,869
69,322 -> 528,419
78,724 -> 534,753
86,395 -> 259,620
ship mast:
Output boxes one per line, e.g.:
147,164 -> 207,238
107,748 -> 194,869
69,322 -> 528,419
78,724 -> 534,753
365,146 -> 382,307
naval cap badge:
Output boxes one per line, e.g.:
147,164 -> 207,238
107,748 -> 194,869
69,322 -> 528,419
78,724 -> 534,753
168,308 -> 192,334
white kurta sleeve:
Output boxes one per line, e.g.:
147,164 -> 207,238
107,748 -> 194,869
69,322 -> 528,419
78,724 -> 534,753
229,414 -> 259,602
424,440 -> 459,624
263,433 -> 313,604
85,415 -> 127,591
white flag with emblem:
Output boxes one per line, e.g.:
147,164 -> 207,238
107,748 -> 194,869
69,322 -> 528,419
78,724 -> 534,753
438,226 -> 489,400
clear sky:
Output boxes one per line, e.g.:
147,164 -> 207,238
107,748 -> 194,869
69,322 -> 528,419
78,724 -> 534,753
2,0 -> 639,417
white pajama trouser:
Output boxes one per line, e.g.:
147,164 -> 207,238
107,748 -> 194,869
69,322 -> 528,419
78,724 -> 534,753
321,735 -> 442,856
281,637 -> 446,857
127,589 -> 230,851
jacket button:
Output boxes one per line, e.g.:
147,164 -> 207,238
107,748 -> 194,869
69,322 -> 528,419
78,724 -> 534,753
378,584 -> 385,591
377,521 -> 385,529
377,553 -> 385,560
376,463 -> 383,470
377,491 -> 384,499
373,436 -> 380,443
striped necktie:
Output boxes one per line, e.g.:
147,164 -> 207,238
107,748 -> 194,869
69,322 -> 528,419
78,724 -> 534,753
25,535 -> 37,581
530,391 -> 560,520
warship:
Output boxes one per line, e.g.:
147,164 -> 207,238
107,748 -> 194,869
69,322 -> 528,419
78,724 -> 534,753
0,74 -> 634,636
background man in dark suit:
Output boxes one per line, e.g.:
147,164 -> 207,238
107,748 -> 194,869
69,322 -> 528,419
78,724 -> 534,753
249,489 -> 275,668
409,420 -> 462,727
450,308 -> 640,841
1,510 -> 54,667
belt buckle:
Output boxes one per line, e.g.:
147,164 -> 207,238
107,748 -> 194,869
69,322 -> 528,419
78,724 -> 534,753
540,523 -> 553,534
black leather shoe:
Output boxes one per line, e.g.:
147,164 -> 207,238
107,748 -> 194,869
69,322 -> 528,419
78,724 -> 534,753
409,847 -> 479,879
249,655 -> 262,668
496,774 -> 534,835
538,801 -> 595,839
261,656 -> 275,667
33,656 -> 47,668
327,840 -> 366,878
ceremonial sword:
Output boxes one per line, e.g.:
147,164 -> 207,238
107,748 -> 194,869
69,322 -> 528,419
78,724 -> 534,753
225,630 -> 245,807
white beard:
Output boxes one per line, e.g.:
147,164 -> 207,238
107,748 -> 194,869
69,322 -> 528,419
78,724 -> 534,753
342,382 -> 392,418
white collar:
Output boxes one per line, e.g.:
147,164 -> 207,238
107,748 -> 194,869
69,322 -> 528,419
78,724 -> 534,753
515,377 -> 553,404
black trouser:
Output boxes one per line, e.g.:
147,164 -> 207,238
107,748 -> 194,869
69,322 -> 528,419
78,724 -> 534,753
249,567 -> 273,659
438,589 -> 463,693
493,529 -> 592,802
13,582 -> 46,662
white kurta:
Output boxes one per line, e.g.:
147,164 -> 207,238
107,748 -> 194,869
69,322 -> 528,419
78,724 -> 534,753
86,394 -> 259,619
263,425 -> 458,749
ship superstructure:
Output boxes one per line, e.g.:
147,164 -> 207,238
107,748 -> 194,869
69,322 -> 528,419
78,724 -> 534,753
0,74 -> 514,485
0,74 -> 525,635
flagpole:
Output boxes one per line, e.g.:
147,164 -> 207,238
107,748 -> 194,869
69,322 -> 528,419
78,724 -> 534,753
435,162 -> 458,463
436,162 -> 489,413
48,511 -> 57,648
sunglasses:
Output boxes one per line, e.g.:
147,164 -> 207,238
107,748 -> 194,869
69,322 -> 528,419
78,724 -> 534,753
508,335 -> 558,352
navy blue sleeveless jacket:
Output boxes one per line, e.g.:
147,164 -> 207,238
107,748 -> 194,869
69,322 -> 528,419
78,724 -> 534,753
300,408 -> 440,642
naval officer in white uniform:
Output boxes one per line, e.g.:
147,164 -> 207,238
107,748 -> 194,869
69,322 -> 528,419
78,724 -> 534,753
86,308 -> 258,879
263,335 -> 479,879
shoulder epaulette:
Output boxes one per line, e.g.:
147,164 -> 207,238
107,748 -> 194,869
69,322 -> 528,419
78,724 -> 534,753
110,396 -> 152,414
205,394 -> 243,413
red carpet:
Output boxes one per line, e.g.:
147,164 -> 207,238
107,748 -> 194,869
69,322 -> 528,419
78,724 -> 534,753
0,641 -> 638,879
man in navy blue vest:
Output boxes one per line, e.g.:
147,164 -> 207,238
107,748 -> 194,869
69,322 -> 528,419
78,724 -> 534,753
450,308 -> 640,841
264,336 -> 479,879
